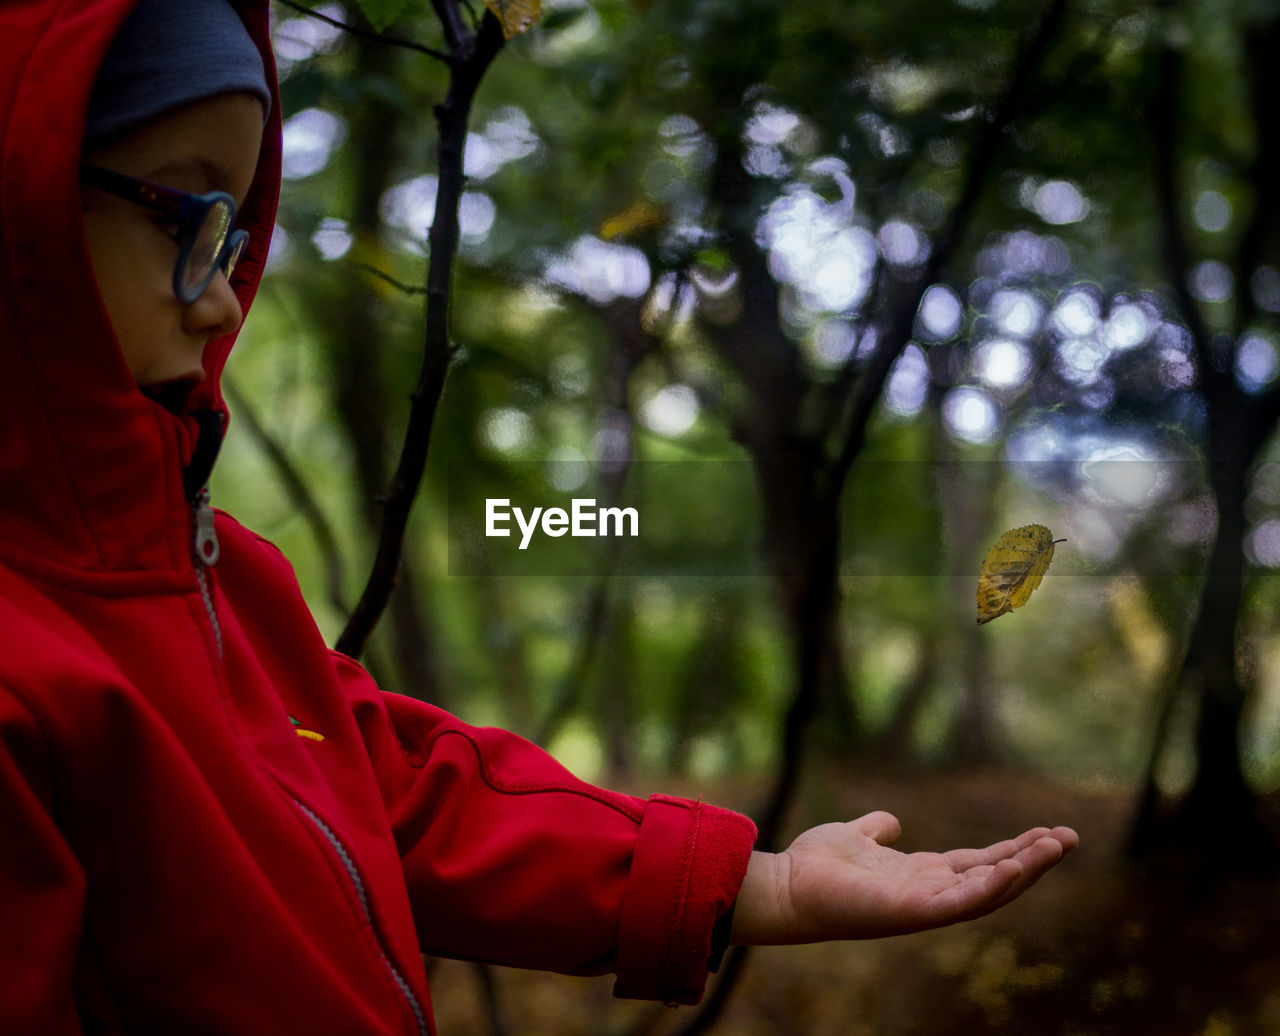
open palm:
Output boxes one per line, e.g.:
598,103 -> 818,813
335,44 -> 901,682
734,811 -> 1078,945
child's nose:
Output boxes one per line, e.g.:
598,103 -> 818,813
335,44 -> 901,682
183,271 -> 244,339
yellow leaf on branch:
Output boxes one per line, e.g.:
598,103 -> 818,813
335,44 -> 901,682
482,0 -> 542,38
976,524 -> 1064,626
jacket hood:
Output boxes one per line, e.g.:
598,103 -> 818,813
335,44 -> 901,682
0,0 -> 281,580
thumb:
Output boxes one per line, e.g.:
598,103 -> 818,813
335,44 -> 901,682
851,810 -> 902,846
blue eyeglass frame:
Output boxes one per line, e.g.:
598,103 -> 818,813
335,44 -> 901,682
79,163 -> 249,303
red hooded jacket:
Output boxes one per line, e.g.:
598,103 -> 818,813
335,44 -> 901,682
0,2 -> 756,1032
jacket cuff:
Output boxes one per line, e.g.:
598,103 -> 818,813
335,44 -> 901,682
612,794 -> 756,1005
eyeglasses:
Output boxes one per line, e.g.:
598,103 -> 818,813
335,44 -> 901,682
80,164 -> 249,303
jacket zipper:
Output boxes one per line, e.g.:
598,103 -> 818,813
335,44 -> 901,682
192,486 -> 223,660
190,491 -> 427,1035
293,799 -> 430,1036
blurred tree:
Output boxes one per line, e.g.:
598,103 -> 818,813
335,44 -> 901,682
1127,6 -> 1280,868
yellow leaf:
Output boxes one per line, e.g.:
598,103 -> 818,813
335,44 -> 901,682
482,0 -> 542,38
976,524 -> 1064,626
600,199 -> 665,241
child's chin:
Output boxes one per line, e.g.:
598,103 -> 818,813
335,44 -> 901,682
140,378 -> 199,415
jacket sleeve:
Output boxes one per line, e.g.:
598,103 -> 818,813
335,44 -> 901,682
0,683 -> 86,1034
333,653 -> 757,1005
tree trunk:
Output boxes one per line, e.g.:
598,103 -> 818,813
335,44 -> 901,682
1172,455 -> 1275,867
1130,452 -> 1277,870
752,451 -> 844,846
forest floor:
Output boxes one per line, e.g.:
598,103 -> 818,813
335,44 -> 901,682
424,767 -> 1280,1035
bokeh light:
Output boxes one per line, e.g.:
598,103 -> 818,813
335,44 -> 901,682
281,108 -> 346,180
943,386 -> 998,442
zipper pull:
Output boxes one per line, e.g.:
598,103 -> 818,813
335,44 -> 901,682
193,487 -> 220,566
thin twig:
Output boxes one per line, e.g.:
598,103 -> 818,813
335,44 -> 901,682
337,10 -> 506,658
350,260 -> 429,295
275,0 -> 452,64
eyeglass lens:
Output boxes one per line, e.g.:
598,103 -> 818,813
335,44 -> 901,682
223,234 -> 246,279
181,200 -> 235,297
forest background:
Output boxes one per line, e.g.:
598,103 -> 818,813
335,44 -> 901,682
211,0 -> 1280,1031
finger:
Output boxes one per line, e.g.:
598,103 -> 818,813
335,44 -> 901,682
931,832 -> 1075,927
1049,826 -> 1080,854
850,810 -> 902,847
1016,833 -> 1070,875
943,827 -> 1053,872
944,824 -> 1080,872
984,835 -> 1068,911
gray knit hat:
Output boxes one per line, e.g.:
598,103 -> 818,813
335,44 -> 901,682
85,0 -> 271,145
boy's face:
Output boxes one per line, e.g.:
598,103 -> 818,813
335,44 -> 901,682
81,93 -> 263,393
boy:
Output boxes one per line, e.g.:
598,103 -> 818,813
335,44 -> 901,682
0,0 -> 1077,1031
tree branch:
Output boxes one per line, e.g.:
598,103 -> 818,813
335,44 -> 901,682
832,0 -> 1071,488
431,0 -> 472,55
275,0 -> 452,63
1234,15 -> 1280,447
349,260 -> 429,295
1234,16 -> 1280,330
336,9 -> 506,659
1150,40 -> 1226,405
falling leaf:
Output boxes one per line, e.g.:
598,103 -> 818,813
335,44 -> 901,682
482,0 -> 543,38
976,524 -> 1064,625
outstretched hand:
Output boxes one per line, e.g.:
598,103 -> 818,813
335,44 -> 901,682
731,811 -> 1078,945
